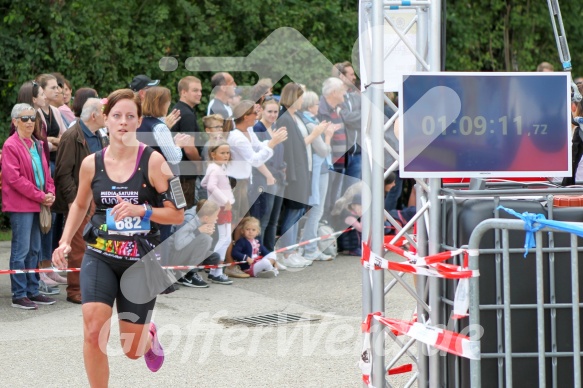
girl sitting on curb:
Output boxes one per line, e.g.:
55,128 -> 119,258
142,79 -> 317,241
231,217 -> 280,278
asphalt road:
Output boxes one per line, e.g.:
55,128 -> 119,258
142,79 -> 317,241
0,241 -> 416,387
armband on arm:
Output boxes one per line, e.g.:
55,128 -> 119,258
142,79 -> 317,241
161,176 -> 187,209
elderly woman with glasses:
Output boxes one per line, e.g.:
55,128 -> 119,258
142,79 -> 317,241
2,103 -> 56,310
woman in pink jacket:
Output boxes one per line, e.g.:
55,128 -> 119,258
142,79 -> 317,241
2,103 -> 56,310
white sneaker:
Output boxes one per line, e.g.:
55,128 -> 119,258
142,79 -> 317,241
257,269 -> 277,278
290,253 -> 312,267
281,254 -> 307,268
275,260 -> 287,271
302,257 -> 314,266
304,249 -> 333,261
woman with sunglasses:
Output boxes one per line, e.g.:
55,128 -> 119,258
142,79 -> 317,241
2,103 -> 56,309
15,80 -> 67,292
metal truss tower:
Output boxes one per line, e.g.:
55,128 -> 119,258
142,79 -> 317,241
359,0 -> 443,387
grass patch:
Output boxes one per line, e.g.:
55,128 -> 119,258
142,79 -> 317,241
0,229 -> 12,241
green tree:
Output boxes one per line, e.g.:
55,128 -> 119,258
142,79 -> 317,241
445,0 -> 583,73
0,0 -> 360,139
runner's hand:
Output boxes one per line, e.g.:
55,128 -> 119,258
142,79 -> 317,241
52,243 -> 72,269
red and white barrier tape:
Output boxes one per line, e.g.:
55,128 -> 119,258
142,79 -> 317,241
358,312 -> 418,387
388,363 -> 414,375
362,243 -> 474,319
385,243 -> 469,268
373,315 -> 480,360
0,261 -> 248,275
361,243 -> 478,280
0,227 -> 353,275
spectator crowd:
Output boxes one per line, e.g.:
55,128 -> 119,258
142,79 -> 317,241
3,62 -> 411,310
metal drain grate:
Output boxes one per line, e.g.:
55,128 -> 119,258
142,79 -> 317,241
224,313 -> 318,326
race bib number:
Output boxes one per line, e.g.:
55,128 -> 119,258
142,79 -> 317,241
106,208 -> 151,235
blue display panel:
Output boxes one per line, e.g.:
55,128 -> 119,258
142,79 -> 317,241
399,73 -> 571,178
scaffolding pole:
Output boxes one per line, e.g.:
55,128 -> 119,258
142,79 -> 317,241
370,1 -> 387,387
360,0 -> 441,387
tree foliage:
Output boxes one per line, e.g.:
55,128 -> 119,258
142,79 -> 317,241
0,0 -> 582,229
1,0 -> 582,138
445,0 -> 583,72
0,0 -> 359,140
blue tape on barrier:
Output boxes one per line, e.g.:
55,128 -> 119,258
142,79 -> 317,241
498,206 -> 583,257
390,5 -> 399,9
402,0 -> 411,5
563,61 -> 572,70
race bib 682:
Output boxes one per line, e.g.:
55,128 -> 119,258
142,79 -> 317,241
106,208 -> 151,234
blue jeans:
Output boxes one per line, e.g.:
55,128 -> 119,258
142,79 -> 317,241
302,173 -> 329,254
345,152 -> 362,180
9,212 -> 42,299
262,183 -> 285,251
277,206 -> 306,252
384,173 -> 403,211
324,167 -> 345,218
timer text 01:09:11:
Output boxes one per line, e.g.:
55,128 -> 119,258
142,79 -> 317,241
420,115 -> 548,136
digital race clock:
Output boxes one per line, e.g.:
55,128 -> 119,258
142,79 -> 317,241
399,73 -> 571,178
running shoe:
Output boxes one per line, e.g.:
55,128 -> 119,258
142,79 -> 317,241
256,269 -> 277,278
11,297 -> 38,310
38,280 -> 60,295
177,272 -> 209,288
208,273 -> 233,285
29,294 -> 56,305
145,322 -> 164,372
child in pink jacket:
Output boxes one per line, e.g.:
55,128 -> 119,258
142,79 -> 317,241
200,140 -> 235,285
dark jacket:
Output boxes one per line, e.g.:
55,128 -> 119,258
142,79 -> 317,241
171,100 -> 201,179
318,96 -> 346,170
53,121 -> 91,213
563,127 -> 583,185
339,91 -> 362,153
137,116 -> 164,157
231,237 -> 270,271
276,108 -> 310,208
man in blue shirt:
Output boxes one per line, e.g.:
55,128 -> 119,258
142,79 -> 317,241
54,98 -> 106,304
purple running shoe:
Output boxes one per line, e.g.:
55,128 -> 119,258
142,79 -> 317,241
144,322 -> 164,372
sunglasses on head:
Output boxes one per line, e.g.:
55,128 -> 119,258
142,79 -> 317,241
18,115 -> 36,123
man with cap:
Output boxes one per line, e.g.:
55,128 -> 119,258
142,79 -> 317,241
129,74 -> 160,100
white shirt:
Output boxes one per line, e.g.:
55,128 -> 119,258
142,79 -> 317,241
226,128 -> 273,180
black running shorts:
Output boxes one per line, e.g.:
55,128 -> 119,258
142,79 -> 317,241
80,252 -> 157,325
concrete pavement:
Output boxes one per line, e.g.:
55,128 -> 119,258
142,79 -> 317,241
0,241 -> 416,387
